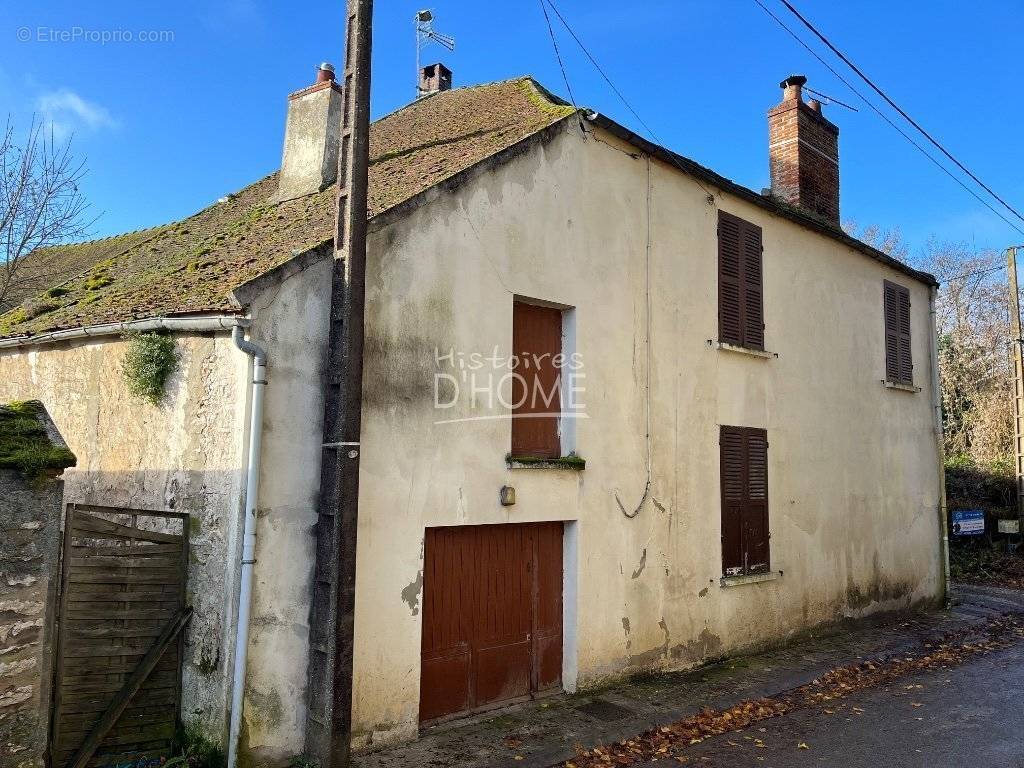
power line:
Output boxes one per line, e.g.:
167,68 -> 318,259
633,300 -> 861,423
543,0 -> 660,143
537,0 -> 579,113
750,0 -> 1024,238
943,262 -> 1005,283
541,0 -> 717,202
778,0 -> 1024,229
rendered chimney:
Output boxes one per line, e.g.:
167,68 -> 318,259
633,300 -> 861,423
418,63 -> 453,98
767,75 -> 840,226
274,63 -> 343,202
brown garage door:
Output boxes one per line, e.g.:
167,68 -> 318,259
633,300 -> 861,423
419,523 -> 563,723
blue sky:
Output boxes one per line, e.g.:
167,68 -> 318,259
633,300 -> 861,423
2,1 -> 1022,258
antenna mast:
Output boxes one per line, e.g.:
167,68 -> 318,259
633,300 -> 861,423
415,9 -> 455,98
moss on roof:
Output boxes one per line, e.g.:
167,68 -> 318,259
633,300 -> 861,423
0,400 -> 77,476
0,226 -> 170,315
0,77 -> 575,339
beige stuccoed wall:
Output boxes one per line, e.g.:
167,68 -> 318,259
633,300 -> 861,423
345,121 -> 941,749
0,334 -> 250,744
238,257 -> 332,764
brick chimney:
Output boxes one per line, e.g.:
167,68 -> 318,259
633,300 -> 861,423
418,63 -> 452,98
767,75 -> 840,226
274,63 -> 343,202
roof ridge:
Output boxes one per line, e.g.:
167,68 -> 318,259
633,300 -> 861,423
372,75 -> 544,125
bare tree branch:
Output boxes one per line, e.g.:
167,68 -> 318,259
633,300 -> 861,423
0,115 -> 94,312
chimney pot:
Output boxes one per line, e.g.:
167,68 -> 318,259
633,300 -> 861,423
780,74 -> 807,102
807,98 -> 822,113
317,62 -> 336,83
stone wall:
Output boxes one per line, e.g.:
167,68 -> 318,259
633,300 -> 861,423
0,468 -> 63,768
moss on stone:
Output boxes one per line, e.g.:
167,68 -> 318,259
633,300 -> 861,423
0,400 -> 76,476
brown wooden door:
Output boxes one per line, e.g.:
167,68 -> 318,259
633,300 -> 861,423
511,302 -> 563,458
419,523 -> 563,723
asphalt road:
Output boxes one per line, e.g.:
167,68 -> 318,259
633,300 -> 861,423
644,641 -> 1024,768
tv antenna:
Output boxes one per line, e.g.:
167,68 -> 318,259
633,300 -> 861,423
415,9 -> 455,98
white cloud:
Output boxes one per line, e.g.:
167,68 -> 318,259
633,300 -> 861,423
35,89 -> 117,140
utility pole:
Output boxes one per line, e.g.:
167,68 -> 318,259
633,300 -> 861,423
1008,247 -> 1024,537
306,1 -> 373,767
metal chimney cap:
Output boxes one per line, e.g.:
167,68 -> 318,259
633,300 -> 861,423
780,74 -> 807,89
416,9 -> 433,21
319,62 -> 336,73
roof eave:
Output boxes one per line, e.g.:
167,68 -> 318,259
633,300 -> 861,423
585,112 -> 939,288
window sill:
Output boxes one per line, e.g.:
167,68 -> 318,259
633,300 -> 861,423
712,341 -> 776,359
720,570 -> 781,588
882,380 -> 921,393
507,454 -> 586,471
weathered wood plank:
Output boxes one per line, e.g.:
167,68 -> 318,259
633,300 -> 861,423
65,608 -> 178,622
68,561 -> 182,573
71,515 -> 183,544
68,626 -> 165,640
57,691 -> 178,716
58,673 -> 178,695
67,571 -> 182,585
70,544 -> 182,557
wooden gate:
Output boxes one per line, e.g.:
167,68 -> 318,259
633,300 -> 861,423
49,505 -> 191,768
419,523 -> 563,723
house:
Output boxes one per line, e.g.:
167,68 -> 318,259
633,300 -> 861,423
0,66 -> 945,763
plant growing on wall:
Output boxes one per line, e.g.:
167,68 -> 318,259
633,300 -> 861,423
122,332 -> 179,406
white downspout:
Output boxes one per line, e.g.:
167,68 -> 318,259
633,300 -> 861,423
928,286 -> 951,607
228,325 -> 267,768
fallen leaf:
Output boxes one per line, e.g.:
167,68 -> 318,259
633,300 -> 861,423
798,743 -> 810,750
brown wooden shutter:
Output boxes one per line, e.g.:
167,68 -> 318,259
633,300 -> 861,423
720,427 -> 745,575
744,429 -> 770,572
512,301 -> 562,458
718,212 -> 743,346
741,223 -> 765,350
720,426 -> 771,576
884,281 -> 912,385
718,211 -> 764,349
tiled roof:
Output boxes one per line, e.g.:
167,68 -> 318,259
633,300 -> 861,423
0,77 -> 575,338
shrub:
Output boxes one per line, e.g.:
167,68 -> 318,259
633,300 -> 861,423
122,332 -> 179,406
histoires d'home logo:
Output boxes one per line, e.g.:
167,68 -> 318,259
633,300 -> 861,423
433,347 -> 587,424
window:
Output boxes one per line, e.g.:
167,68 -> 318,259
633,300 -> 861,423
511,301 -> 563,458
883,281 -> 913,386
720,426 -> 770,576
718,210 -> 764,350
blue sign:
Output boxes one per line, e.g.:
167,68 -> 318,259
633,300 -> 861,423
952,510 -> 985,536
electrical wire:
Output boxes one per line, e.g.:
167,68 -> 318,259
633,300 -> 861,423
751,0 -> 1024,238
538,0 -> 580,113
778,0 -> 1024,229
616,154 -> 654,519
942,262 -> 1006,283
542,0 -> 717,203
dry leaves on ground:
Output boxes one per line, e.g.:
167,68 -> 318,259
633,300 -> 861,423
562,613 -> 1024,768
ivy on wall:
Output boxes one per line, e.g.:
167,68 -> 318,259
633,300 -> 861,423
122,332 -> 180,406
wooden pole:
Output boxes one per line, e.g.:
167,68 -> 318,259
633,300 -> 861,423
1008,247 -> 1024,537
306,1 -> 373,766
